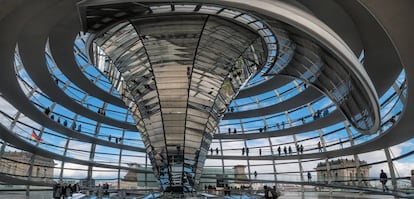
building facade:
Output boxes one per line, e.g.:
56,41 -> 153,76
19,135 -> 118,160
316,159 -> 370,186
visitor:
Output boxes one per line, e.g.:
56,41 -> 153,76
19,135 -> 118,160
277,146 -> 281,156
254,171 -> 257,178
71,122 -> 76,131
242,147 -> 245,155
210,148 -> 213,155
216,147 -> 219,155
323,109 -> 329,117
300,144 -> 304,154
288,146 -> 292,155
74,183 -> 80,193
318,141 -> 322,152
246,147 -> 249,156
390,116 -> 396,124
380,169 -> 388,191
108,135 -> 112,142
64,183 -> 71,198
259,148 -> 262,156
53,182 -> 61,199
283,146 -> 287,155
307,171 -> 312,182
44,107 -> 51,116
63,120 -> 68,127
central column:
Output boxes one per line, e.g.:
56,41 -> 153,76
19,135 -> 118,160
94,14 -> 265,193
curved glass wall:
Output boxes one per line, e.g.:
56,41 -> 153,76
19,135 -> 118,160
0,1 -> 412,199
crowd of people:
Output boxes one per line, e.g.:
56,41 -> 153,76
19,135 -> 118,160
277,144 -> 304,156
224,108 -> 331,135
52,182 -> 80,199
44,107 -> 82,132
208,144 -> 307,156
44,107 -> 124,144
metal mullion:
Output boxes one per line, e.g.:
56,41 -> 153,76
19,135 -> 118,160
285,111 -> 304,192
117,111 -> 129,189
59,79 -> 81,182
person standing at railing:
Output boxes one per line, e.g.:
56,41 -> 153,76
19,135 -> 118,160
380,169 -> 389,191
52,182 -> 62,199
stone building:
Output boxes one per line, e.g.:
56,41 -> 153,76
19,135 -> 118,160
120,163 -> 140,189
0,151 -> 55,182
315,159 -> 370,186
234,165 -> 249,188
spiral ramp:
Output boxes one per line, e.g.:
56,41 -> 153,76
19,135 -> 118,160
0,0 -> 413,198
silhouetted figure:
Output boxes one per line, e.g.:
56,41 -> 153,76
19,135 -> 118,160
228,128 -> 231,134
246,148 -> 249,156
50,114 -> 54,120
216,147 -> 219,155
259,148 -> 262,156
254,171 -> 257,178
108,135 -> 112,142
53,183 -> 61,199
390,116 -> 396,124
318,141 -> 322,152
300,144 -> 304,154
259,128 -> 263,133
233,128 -> 237,134
283,146 -> 287,155
210,148 -> 213,155
63,120 -> 67,127
307,171 -> 312,182
242,147 -> 245,155
57,117 -> 61,124
380,169 -> 388,191
323,109 -> 329,117
264,125 -> 267,132
288,146 -> 292,155
77,124 -> 81,132
44,107 -> 51,116
277,146 -> 281,156
71,122 -> 76,130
